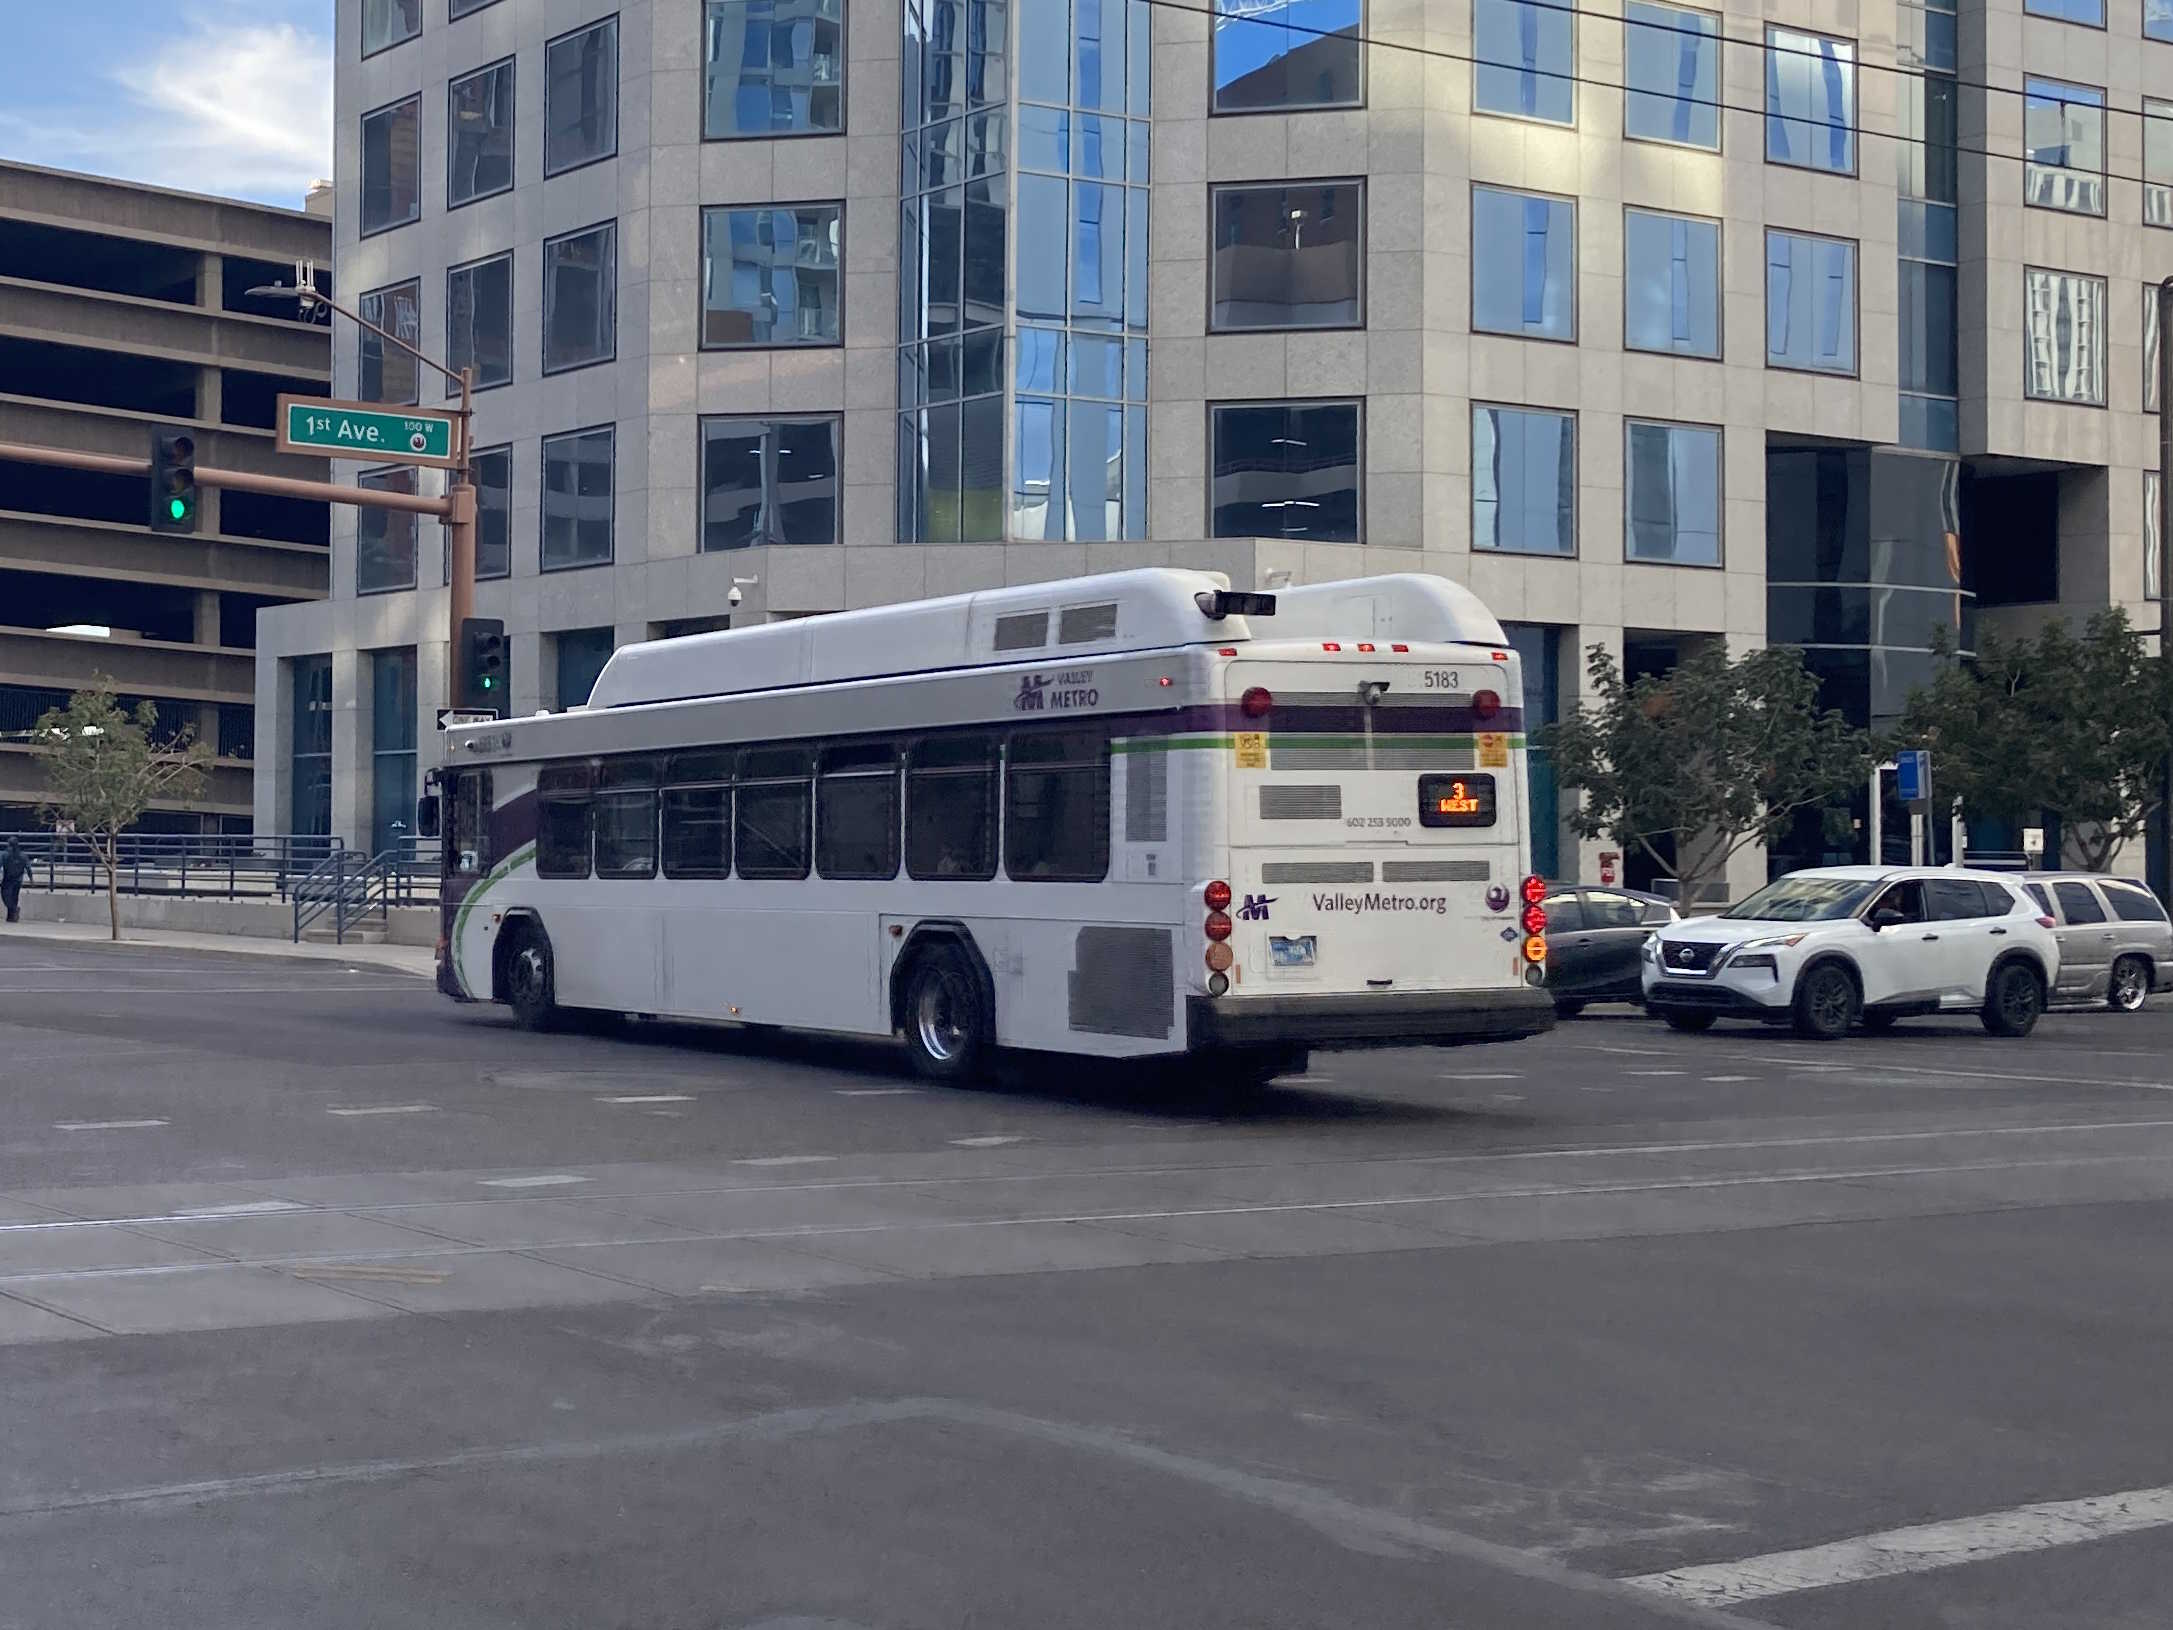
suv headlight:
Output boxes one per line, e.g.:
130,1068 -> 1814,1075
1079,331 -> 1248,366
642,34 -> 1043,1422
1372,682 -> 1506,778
1719,933 -> 1805,969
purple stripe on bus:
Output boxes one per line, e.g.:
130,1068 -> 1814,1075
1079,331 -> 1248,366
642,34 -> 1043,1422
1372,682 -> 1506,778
1147,703 -> 1526,736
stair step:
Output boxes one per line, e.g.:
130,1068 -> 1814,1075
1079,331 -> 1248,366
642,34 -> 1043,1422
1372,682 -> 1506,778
301,928 -> 388,945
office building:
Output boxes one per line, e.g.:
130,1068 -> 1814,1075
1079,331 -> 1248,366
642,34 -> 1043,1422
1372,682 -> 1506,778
0,161 -> 332,834
261,0 -> 2170,886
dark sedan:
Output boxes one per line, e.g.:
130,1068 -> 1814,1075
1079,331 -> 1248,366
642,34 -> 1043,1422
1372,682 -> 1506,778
1543,886 -> 1678,1014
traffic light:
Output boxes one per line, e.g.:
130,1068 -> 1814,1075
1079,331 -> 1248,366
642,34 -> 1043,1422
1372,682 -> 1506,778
148,430 -> 198,533
457,617 -> 507,713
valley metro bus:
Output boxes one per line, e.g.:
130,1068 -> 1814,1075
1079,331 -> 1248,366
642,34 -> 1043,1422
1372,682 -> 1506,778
423,568 -> 1554,1082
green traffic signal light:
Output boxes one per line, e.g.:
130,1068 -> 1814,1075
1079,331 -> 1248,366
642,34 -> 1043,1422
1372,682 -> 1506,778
168,497 -> 188,522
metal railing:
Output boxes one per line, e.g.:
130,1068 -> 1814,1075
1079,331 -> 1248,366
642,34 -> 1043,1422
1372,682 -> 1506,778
5,833 -> 344,901
291,843 -> 442,943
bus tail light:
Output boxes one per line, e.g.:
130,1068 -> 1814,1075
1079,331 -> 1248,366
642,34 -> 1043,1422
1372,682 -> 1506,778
1240,686 -> 1273,718
1473,689 -> 1502,720
1205,942 -> 1235,973
1204,879 -> 1232,910
1521,903 -> 1547,936
1521,874 -> 1547,906
1522,935 -> 1548,964
1205,910 -> 1233,941
1208,971 -> 1230,996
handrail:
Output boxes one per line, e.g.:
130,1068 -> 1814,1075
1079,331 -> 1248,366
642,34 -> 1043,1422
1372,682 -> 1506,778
292,844 -> 436,943
10,833 -> 345,901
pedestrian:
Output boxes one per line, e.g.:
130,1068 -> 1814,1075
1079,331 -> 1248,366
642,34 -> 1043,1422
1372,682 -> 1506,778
0,837 -> 26,924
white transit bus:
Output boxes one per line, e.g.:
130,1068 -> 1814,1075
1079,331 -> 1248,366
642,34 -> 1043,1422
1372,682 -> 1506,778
424,568 -> 1554,1081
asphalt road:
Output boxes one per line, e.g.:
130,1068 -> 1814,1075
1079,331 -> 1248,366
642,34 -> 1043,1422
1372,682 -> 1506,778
0,934 -> 2169,1629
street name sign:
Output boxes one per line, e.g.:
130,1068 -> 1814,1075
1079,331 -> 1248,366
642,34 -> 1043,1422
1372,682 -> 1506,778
277,395 -> 462,469
1896,749 -> 1931,804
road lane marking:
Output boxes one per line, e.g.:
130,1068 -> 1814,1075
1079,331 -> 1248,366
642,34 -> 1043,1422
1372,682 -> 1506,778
327,1105 -> 437,1117
952,1135 -> 1026,1148
1720,1052 -> 2173,1092
477,1175 -> 591,1188
597,1094 -> 694,1104
1704,1076 -> 1753,1083
53,1120 -> 167,1132
836,1088 -> 923,1097
1622,1484 -> 2173,1607
174,1200 -> 305,1218
732,1155 -> 836,1167
1453,1073 -> 1522,1081
1626,1070 -> 1685,1078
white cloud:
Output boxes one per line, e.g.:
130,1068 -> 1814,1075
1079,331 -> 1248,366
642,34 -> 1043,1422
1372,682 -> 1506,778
1,16 -> 330,207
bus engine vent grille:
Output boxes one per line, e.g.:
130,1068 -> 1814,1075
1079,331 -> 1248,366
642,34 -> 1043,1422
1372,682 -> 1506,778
1125,749 -> 1168,843
1057,602 -> 1120,643
992,611 -> 1049,652
1259,785 -> 1343,820
1263,862 -> 1374,884
1381,860 -> 1492,883
1069,927 -> 1174,1038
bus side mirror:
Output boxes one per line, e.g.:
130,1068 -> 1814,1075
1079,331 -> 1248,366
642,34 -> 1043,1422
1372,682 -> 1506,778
415,796 -> 441,839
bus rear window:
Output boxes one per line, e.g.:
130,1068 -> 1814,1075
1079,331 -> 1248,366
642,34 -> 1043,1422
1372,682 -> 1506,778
1418,773 -> 1496,828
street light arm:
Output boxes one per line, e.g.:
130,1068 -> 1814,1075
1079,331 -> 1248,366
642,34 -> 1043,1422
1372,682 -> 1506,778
245,282 -> 469,396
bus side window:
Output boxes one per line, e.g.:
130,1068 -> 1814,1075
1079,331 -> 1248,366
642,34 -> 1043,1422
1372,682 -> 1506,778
906,735 -> 998,880
1005,727 -> 1111,882
737,746 -> 814,879
594,758 -> 659,880
447,771 -> 491,876
537,763 -> 595,879
817,742 -> 901,880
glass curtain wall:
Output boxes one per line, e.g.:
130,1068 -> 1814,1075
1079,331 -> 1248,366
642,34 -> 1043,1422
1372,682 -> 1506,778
1896,0 -> 1957,451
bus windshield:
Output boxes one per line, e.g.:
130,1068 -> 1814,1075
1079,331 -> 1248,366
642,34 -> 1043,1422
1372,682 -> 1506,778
1721,876 -> 1878,922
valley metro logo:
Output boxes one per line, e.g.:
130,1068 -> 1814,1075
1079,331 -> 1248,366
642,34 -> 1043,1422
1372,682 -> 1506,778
1237,894 -> 1276,921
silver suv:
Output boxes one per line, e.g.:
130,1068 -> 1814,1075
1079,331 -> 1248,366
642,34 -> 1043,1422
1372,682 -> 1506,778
2020,874 -> 2172,1012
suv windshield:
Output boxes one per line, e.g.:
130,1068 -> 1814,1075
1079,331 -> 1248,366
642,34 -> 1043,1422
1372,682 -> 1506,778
1721,876 -> 1880,922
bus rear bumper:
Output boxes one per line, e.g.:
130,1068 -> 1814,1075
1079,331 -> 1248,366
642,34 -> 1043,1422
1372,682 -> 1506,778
1186,987 -> 1555,1051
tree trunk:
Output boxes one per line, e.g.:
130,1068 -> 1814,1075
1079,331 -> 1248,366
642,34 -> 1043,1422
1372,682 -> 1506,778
102,841 -> 119,941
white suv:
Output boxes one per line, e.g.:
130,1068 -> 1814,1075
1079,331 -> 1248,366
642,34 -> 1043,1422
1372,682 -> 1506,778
1642,867 -> 2061,1041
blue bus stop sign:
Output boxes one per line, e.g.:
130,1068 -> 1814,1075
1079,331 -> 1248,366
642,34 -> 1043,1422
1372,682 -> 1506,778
1897,750 -> 1930,803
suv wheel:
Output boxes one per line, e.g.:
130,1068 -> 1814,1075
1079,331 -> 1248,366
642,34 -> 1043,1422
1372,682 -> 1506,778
2107,956 -> 2151,1014
1982,961 -> 2045,1037
1791,963 -> 1858,1041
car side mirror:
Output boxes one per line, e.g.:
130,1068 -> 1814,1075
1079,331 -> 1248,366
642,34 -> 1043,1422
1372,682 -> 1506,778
415,795 -> 441,840
1870,908 -> 1903,931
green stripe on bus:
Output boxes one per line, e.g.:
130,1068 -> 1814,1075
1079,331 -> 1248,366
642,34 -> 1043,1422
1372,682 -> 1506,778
450,840 -> 536,999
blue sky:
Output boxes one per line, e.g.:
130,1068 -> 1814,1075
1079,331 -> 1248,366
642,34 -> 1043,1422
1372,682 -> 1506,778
2,2 -> 332,207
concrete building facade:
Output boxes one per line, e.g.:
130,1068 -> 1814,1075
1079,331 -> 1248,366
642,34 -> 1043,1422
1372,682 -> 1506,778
261,0 -> 2170,888
0,161 -> 332,833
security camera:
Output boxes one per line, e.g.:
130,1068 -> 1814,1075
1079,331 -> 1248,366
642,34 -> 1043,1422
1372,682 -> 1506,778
727,585 -> 744,609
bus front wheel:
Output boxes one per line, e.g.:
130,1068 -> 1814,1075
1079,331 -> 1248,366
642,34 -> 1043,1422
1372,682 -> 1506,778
902,945 -> 989,1082
501,925 -> 557,1031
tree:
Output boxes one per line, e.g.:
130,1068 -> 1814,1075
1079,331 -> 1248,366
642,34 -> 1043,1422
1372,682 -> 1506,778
1897,610 -> 2172,871
1541,643 -> 1874,909
32,682 -> 210,941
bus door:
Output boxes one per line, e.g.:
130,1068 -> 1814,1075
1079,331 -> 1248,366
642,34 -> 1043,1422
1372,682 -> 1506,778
1221,654 -> 1530,998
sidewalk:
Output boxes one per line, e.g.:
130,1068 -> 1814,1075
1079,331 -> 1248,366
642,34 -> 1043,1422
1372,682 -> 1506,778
0,916 -> 434,976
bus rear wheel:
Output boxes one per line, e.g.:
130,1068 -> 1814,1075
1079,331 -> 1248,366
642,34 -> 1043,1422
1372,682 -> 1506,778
501,925 -> 557,1031
903,945 -> 989,1083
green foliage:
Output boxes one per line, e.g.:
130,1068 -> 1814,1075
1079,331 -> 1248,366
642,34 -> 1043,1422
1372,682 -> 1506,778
1541,643 -> 1874,907
1896,610 -> 2172,871
32,681 -> 210,940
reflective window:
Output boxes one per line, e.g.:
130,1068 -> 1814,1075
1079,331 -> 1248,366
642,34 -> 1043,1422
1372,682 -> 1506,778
907,736 -> 999,880
2144,98 -> 2172,228
701,414 -> 841,549
1210,0 -> 1363,113
1472,187 -> 1575,341
1927,878 -> 1992,921
704,0 -> 845,138
2023,268 -> 2106,405
1584,889 -> 1646,929
817,744 -> 901,880
554,629 -> 615,709
736,747 -> 813,879
1625,421 -> 1720,565
1005,728 -> 1110,881
662,784 -> 731,881
544,16 -> 619,176
1623,208 -> 1719,358
452,0 -> 505,15
1624,1 -> 1719,149
1473,405 -> 1575,555
541,426 -> 615,571
1210,181 -> 1363,331
358,279 -> 420,404
362,0 -> 420,57
2024,0 -> 2103,23
537,774 -> 593,878
2053,881 -> 2107,924
471,445 -> 511,580
360,97 -> 421,237
369,649 -> 418,856
1209,400 -> 1361,541
2023,78 -> 2105,215
2105,880 -> 2170,923
1899,261 -> 1958,396
448,59 -> 516,207
542,222 -> 617,373
593,761 -> 657,880
2149,472 -> 2164,601
291,656 -> 333,837
2153,0 -> 2173,41
701,204 -> 843,346
1474,0 -> 1575,124
446,253 -> 513,393
356,466 -> 418,594
1765,229 -> 1857,375
1540,892 -> 1586,931
1765,26 -> 1855,173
